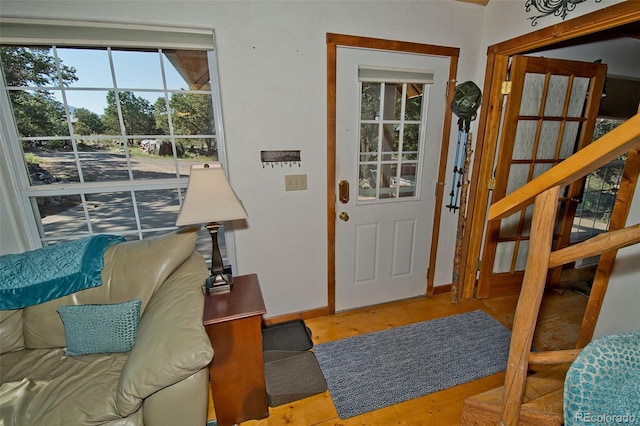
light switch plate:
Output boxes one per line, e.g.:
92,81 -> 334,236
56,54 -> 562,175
285,174 -> 307,191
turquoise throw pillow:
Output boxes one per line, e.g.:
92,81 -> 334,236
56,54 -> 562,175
57,299 -> 142,356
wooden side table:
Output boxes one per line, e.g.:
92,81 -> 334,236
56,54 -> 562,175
203,273 -> 268,426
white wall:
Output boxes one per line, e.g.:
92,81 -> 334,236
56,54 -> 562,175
480,0 -> 626,50
530,38 -> 640,78
593,181 -> 640,338
0,0 -> 488,317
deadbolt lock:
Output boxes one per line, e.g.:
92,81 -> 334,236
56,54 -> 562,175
338,211 -> 349,222
338,180 -> 350,204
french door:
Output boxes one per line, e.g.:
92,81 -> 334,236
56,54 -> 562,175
477,55 -> 607,298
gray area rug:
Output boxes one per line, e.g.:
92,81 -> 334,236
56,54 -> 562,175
313,310 -> 511,419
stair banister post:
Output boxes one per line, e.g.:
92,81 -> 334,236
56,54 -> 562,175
498,185 -> 560,426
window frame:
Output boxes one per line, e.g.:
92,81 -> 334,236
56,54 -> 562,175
0,19 -> 239,271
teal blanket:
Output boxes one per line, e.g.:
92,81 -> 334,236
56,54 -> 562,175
0,235 -> 125,310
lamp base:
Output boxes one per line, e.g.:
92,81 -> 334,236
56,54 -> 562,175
204,265 -> 234,295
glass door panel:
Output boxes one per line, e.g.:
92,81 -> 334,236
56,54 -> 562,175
477,55 -> 607,297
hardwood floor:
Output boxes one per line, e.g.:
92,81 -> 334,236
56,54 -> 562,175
208,267 -> 593,425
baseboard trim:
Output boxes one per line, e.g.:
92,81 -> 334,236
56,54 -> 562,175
263,287 -> 452,325
263,306 -> 330,326
433,284 -> 452,295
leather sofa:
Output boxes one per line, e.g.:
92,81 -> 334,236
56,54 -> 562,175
0,229 -> 214,425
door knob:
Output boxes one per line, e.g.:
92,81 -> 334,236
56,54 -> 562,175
338,211 -> 349,222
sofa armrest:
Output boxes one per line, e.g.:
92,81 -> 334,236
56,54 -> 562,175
115,253 -> 214,417
142,368 -> 209,426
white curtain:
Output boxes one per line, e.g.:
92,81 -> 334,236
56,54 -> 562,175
0,135 -> 33,254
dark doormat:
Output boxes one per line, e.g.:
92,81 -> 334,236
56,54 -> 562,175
264,350 -> 327,407
262,319 -> 313,351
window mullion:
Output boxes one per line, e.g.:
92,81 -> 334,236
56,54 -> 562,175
79,193 -> 94,234
53,46 -> 86,184
30,197 -> 48,242
375,82 -> 386,200
207,45 -> 238,269
208,48 -> 228,171
158,48 -> 181,179
396,83 -> 408,198
129,190 -> 143,240
107,47 -> 135,182
23,177 -> 189,197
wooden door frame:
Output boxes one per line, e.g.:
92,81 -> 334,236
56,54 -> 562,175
326,33 -> 459,314
460,1 -> 640,299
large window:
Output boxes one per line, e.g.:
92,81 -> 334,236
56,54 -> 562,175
0,19 -> 230,263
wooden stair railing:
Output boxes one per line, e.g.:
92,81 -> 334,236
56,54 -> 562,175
489,114 -> 640,223
484,113 -> 640,426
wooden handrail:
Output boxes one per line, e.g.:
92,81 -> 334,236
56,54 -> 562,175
489,113 -> 640,222
548,222 -> 640,268
528,349 -> 582,365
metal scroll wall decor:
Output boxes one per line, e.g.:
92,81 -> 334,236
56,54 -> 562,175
525,0 -> 601,26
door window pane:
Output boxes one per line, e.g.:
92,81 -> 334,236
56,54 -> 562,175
358,164 -> 378,200
403,124 -> 420,158
360,123 -> 378,161
381,123 -> 399,161
493,241 -> 515,273
357,80 -> 427,202
385,83 -> 403,120
567,77 -> 590,118
559,122 -> 580,159
513,120 -> 536,160
536,120 -> 561,160
361,82 -> 381,120
379,163 -> 398,199
514,240 -> 530,271
506,164 -> 530,195
519,73 -> 544,115
405,87 -> 423,120
397,163 -> 417,198
544,75 -> 569,117
498,211 -> 520,239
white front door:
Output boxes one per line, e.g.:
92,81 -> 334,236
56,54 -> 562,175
335,47 -> 450,311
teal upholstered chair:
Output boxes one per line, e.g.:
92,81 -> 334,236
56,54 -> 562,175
564,330 -> 640,425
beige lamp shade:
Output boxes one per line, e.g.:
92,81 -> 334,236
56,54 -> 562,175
175,163 -> 247,226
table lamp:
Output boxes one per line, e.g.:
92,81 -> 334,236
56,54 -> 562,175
176,163 -> 247,294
